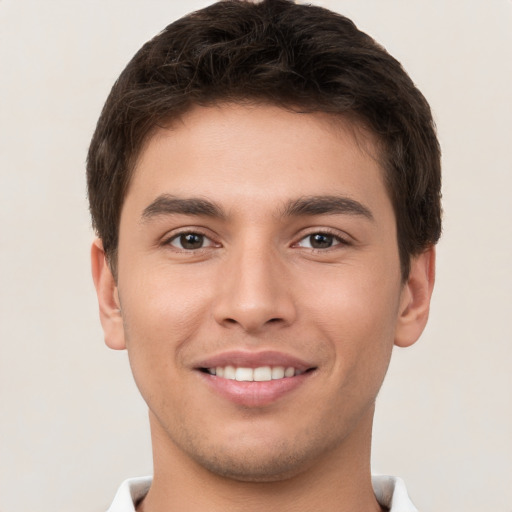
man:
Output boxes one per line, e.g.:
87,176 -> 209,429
88,1 -> 441,510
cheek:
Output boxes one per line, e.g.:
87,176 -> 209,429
305,262 -> 401,377
119,264 -> 215,366
305,256 -> 401,324
119,268 -> 214,413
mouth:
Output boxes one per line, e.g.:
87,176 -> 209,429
200,365 -> 309,381
195,351 -> 317,407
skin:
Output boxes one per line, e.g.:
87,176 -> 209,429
92,103 -> 435,512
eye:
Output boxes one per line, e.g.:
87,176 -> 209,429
296,232 -> 346,249
168,232 -> 216,250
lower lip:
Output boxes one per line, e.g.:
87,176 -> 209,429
199,371 -> 313,407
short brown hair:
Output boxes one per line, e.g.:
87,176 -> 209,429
87,0 -> 441,278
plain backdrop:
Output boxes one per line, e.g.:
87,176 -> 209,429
0,1 -> 511,511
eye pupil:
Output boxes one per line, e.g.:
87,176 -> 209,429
180,233 -> 204,249
310,233 -> 333,248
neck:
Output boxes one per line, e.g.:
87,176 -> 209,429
139,407 -> 383,512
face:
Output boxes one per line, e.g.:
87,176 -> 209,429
93,103 -> 433,482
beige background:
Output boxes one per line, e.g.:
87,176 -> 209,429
1,1 -> 511,511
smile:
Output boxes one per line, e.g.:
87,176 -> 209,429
195,350 -> 316,406
203,366 -> 304,381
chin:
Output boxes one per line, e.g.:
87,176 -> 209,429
190,446 -> 316,483
175,422 -> 346,484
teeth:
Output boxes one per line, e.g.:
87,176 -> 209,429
206,365 -> 302,381
235,367 -> 253,381
253,366 -> 272,381
224,365 -> 236,380
284,366 -> 295,378
271,366 -> 285,379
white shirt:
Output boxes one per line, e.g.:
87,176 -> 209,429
107,474 -> 419,511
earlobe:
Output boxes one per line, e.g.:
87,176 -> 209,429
91,238 -> 126,350
394,247 -> 436,348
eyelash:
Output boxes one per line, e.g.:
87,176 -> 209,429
163,229 -> 219,251
162,228 -> 351,252
294,229 -> 352,251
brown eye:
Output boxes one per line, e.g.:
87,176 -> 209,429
296,232 -> 347,250
170,232 -> 209,250
309,233 -> 334,249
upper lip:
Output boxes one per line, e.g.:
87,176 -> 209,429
195,350 -> 315,372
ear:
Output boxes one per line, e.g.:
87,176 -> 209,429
394,246 -> 436,348
90,238 -> 126,350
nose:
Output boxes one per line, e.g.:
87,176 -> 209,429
213,243 -> 297,333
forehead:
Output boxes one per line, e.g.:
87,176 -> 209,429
124,103 -> 390,218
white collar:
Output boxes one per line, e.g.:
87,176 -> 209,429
107,474 -> 419,512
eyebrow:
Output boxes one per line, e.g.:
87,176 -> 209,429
282,195 -> 374,221
141,194 -> 225,222
140,193 -> 374,223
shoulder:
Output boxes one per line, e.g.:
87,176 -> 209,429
106,476 -> 152,512
372,475 -> 419,512
106,474 -> 418,511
